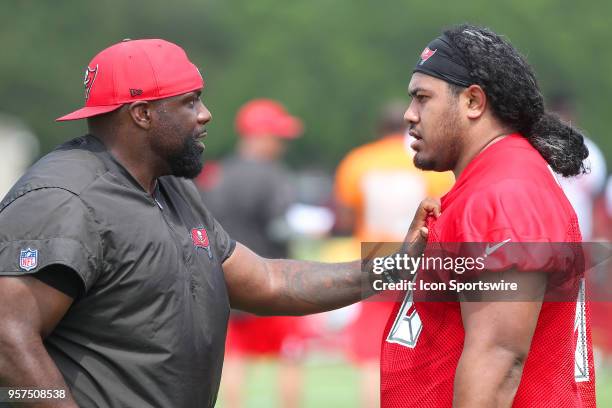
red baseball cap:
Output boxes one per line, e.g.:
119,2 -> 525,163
235,99 -> 303,138
56,39 -> 204,121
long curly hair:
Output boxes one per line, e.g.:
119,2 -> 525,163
444,24 -> 588,177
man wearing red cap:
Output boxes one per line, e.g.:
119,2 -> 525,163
0,39 -> 433,408
203,98 -> 305,408
204,98 -> 303,259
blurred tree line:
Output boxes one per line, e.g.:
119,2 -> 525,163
1,0 -> 610,170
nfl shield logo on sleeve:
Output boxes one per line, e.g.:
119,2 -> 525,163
19,248 -> 38,271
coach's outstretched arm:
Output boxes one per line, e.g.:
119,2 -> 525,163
0,275 -> 79,408
223,199 -> 439,316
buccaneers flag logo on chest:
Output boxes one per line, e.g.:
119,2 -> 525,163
191,228 -> 213,259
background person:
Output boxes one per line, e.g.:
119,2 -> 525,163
550,91 -> 608,241
333,100 -> 453,408
548,92 -> 612,372
201,98 -> 305,408
0,113 -> 39,198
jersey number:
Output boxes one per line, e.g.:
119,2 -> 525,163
386,290 -> 423,348
387,277 -> 591,377
574,279 -> 589,382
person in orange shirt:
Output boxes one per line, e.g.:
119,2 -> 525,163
334,101 -> 454,408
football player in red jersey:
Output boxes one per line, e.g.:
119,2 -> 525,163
380,24 -> 596,407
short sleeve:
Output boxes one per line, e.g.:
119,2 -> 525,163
444,180 -> 579,275
204,208 -> 236,263
0,188 -> 101,291
452,180 -> 570,243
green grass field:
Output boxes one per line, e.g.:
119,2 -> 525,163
598,366 -> 612,406
217,360 -> 612,407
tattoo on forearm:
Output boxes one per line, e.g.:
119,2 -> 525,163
270,259 -> 366,313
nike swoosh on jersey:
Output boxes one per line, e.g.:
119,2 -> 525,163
484,238 -> 512,257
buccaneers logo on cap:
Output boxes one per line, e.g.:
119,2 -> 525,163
83,64 -> 98,101
419,47 -> 437,65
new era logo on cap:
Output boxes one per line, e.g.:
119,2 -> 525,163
56,39 -> 204,122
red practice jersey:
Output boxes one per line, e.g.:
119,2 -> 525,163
380,135 -> 596,407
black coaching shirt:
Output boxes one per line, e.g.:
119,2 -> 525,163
0,135 -> 235,407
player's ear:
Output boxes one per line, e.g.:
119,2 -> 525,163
464,84 -> 487,119
127,101 -> 153,130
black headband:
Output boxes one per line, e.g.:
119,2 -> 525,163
413,35 -> 472,87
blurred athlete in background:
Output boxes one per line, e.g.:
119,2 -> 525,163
201,99 -> 305,408
0,113 -> 39,198
548,92 -> 612,368
334,101 -> 453,407
550,92 -> 607,241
